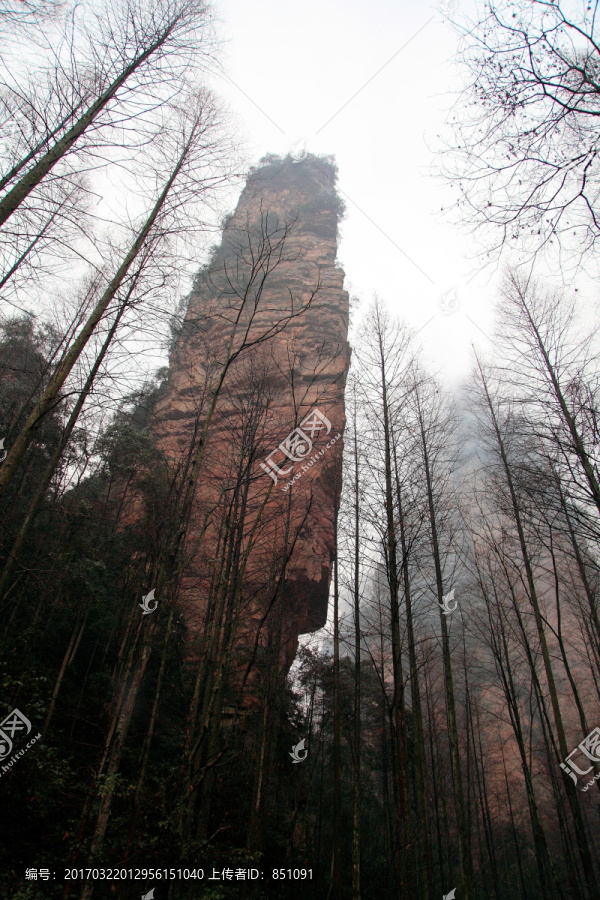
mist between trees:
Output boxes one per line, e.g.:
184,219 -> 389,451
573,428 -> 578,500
1,1 -> 600,899
318,283 -> 600,900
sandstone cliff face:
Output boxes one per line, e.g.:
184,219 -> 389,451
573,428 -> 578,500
154,154 -> 350,672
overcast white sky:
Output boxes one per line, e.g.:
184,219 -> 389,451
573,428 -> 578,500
201,0 -> 599,383
201,0 -> 497,381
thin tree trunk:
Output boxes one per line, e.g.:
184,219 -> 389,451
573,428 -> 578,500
332,474 -> 342,900
393,446 -> 432,900
477,358 -> 599,898
375,328 -> 410,897
480,562 -> 563,899
555,474 -> 600,655
416,395 -> 473,900
125,606 -> 175,859
351,407 -> 361,900
80,624 -> 155,900
425,672 -> 446,891
0,125 -> 198,496
42,606 -> 89,737
514,283 -> 600,516
0,15 -> 186,229
500,735 -> 527,900
0,297 -> 130,598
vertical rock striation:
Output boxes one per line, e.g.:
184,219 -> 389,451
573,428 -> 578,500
154,153 -> 350,673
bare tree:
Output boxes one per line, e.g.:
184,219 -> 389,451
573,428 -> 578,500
473,352 -> 599,899
349,383 -> 362,900
354,303 -> 413,894
0,89 -> 230,498
465,495 -> 564,898
0,0 -> 65,33
497,272 -> 600,532
0,0 -> 215,231
411,367 -> 474,900
443,0 -> 600,266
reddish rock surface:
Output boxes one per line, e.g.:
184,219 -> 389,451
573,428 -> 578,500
153,154 -> 350,672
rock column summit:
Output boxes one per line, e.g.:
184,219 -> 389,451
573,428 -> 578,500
154,153 -> 350,672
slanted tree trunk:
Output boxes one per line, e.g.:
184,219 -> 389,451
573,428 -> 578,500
0,0 -> 204,229
80,618 -> 156,900
0,295 -> 130,599
0,120 -> 201,497
42,606 -> 90,737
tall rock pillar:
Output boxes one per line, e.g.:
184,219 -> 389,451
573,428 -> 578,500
154,153 -> 350,674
